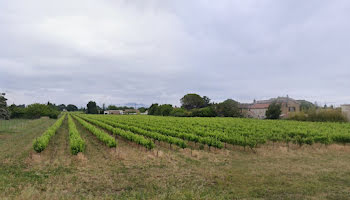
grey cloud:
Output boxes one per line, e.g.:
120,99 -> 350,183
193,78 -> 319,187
1,0 -> 350,107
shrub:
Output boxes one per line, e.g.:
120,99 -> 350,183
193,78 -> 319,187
170,108 -> 188,117
191,107 -> 216,117
288,109 -> 348,122
33,114 -> 66,152
68,115 -> 85,155
25,103 -> 60,119
266,102 -> 282,119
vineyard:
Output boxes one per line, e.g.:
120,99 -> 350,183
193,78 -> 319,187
3,113 -> 350,199
32,113 -> 350,154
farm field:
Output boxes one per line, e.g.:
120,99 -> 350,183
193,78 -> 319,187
1,114 -> 350,199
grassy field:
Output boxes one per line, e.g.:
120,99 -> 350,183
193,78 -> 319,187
1,117 -> 350,199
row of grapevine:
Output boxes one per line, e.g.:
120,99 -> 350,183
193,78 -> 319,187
72,115 -> 116,148
92,115 -> 223,148
85,115 -> 187,148
67,115 -> 86,154
111,116 -> 243,146
75,115 -> 154,149
120,116 -> 270,148
103,115 -> 350,147
33,114 -> 66,153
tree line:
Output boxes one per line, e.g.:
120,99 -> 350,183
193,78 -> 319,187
1,93 -> 347,122
7,102 -> 80,119
148,93 -> 242,117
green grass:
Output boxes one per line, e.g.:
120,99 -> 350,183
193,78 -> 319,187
1,118 -> 350,199
0,119 -> 32,133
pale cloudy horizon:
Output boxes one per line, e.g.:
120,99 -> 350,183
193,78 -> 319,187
1,0 -> 350,107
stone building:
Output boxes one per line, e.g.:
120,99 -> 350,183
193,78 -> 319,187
341,104 -> 350,121
239,96 -> 301,119
104,110 -> 124,115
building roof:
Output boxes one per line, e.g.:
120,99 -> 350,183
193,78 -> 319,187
239,103 -> 253,109
257,97 -> 300,104
250,103 -> 270,109
240,96 -> 300,110
239,103 -> 269,109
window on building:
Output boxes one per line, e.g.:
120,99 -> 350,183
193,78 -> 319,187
289,107 -> 296,112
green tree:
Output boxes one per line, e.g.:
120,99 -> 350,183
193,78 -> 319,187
180,93 -> 205,110
266,101 -> 282,119
8,104 -> 26,118
138,107 -> 147,113
66,104 -> 78,112
297,100 -> 315,111
148,104 -> 159,115
215,99 -> 241,117
107,105 -> 118,110
0,94 -> 10,120
57,104 -> 66,111
47,101 -> 59,111
159,104 -> 173,116
87,101 -> 98,114
26,103 -> 60,119
107,105 -> 134,110
202,96 -> 211,107
191,106 -> 217,117
170,107 -> 187,117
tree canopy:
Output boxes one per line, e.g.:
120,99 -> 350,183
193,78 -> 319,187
138,107 -> 147,113
67,104 -> 78,112
180,94 -> 205,110
0,95 -> 10,120
87,101 -> 98,114
215,99 -> 241,117
266,102 -> 282,119
107,105 -> 134,110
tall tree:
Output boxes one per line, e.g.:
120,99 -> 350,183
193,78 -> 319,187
215,99 -> 241,117
138,107 -> 147,113
202,96 -> 211,107
8,104 -> 26,118
266,101 -> 282,119
0,94 -> 10,120
159,104 -> 173,116
57,104 -> 67,111
87,101 -> 98,114
180,94 -> 205,110
107,105 -> 118,110
148,104 -> 159,115
66,104 -> 78,112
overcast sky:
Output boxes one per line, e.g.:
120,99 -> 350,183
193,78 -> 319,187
1,0 -> 350,107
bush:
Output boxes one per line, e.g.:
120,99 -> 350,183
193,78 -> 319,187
288,109 -> 348,122
25,103 -> 60,119
266,102 -> 282,119
68,115 -> 85,155
214,99 -> 241,117
33,114 -> 66,152
9,104 -> 26,118
170,108 -> 188,117
191,107 -> 216,117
